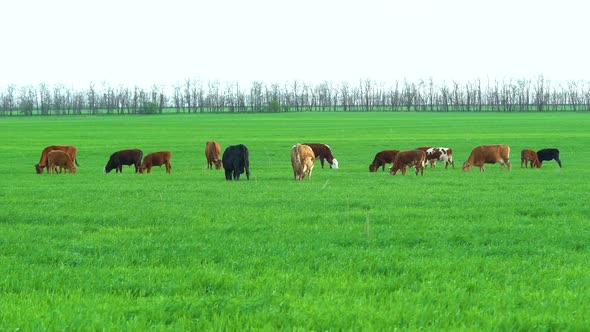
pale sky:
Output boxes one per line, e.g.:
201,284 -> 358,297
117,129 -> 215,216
1,0 -> 588,89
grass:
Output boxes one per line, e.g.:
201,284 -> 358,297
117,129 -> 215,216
0,112 -> 589,330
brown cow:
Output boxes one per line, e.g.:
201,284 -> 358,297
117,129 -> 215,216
291,144 -> 316,180
463,144 -> 511,172
140,151 -> 172,174
521,149 -> 541,168
47,150 -> 76,174
35,145 -> 79,174
205,141 -> 222,170
369,150 -> 400,172
389,150 -> 427,176
301,143 -> 338,169
425,147 -> 455,169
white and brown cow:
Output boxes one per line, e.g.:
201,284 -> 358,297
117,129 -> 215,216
205,141 -> 222,170
301,143 -> 338,169
389,150 -> 427,176
291,144 -> 316,180
369,150 -> 400,172
425,147 -> 454,169
462,144 -> 511,172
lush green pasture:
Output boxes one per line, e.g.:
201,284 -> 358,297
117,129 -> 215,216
1,112 -> 589,330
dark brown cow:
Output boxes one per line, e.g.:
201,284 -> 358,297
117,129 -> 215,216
521,149 -> 541,168
369,150 -> 400,172
301,143 -> 338,169
389,150 -> 427,176
35,145 -> 79,174
140,151 -> 172,174
462,144 -> 511,172
104,149 -> 143,173
425,147 -> 455,169
47,150 -> 76,174
291,144 -> 315,180
205,141 -> 222,170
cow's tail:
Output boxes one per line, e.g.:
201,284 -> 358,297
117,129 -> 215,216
75,158 -> 80,166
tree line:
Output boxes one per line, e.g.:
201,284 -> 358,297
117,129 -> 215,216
1,76 -> 590,116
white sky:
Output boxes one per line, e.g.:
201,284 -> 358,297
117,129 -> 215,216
1,0 -> 588,89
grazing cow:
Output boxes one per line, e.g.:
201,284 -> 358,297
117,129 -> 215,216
301,143 -> 339,169
205,141 -> 222,170
47,150 -> 76,174
35,145 -> 79,174
425,147 -> 455,169
520,149 -> 541,168
389,150 -> 427,176
140,151 -> 172,174
462,144 -> 511,172
104,149 -> 143,173
222,144 -> 250,181
369,150 -> 400,172
536,148 -> 562,168
291,144 -> 316,180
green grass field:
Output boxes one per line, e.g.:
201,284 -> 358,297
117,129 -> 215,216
1,112 -> 589,330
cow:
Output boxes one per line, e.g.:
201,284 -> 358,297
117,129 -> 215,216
425,147 -> 455,169
536,148 -> 562,168
104,149 -> 143,173
35,145 -> 79,174
301,143 -> 339,169
47,150 -> 76,174
205,141 -> 222,170
520,149 -> 541,168
222,144 -> 250,181
291,144 -> 315,180
462,144 -> 511,172
369,150 -> 400,172
140,151 -> 172,174
389,150 -> 427,176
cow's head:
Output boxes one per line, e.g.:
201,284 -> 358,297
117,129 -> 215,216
331,158 -> 339,169
369,164 -> 378,172
462,162 -> 472,172
214,159 -> 222,170
35,164 -> 43,174
534,160 -> 542,168
104,163 -> 114,173
71,167 -> 77,174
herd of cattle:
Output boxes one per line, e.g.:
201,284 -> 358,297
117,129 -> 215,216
34,143 -> 562,180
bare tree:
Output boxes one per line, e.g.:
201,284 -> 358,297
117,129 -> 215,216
2,84 -> 16,116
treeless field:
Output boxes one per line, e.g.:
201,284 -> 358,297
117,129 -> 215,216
0,112 -> 588,329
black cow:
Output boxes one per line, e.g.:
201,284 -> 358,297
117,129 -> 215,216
536,148 -> 562,168
104,149 -> 144,173
222,144 -> 250,180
